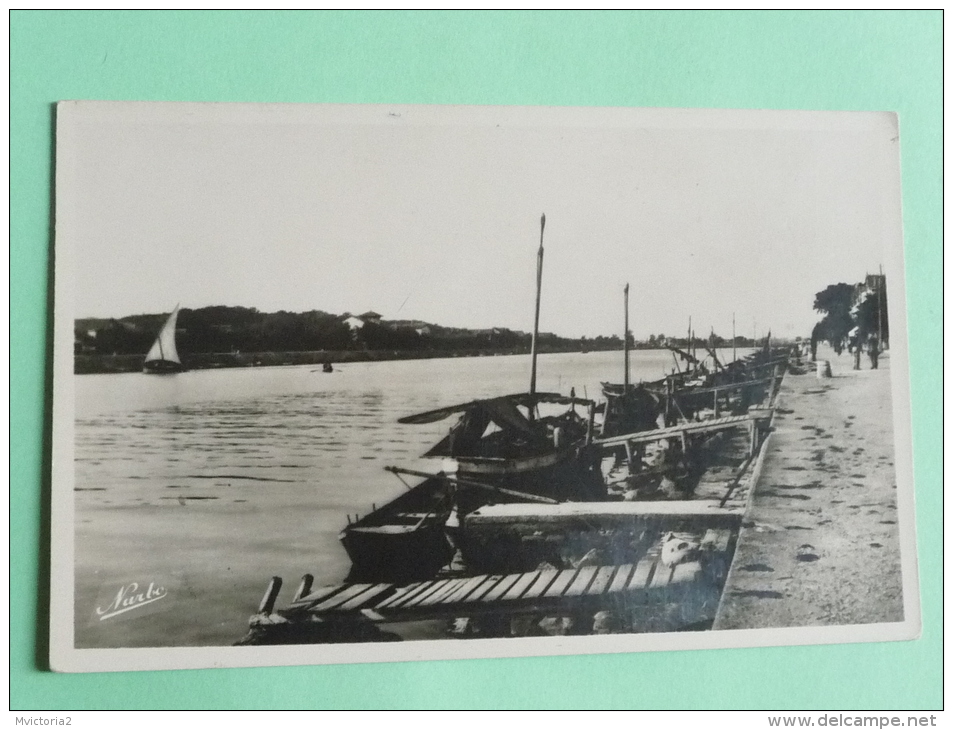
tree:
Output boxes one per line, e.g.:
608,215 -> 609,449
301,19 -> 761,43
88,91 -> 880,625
813,283 -> 854,354
853,276 -> 888,347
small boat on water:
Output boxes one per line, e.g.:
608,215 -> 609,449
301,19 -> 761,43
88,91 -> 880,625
142,305 -> 186,374
339,472 -> 456,584
340,392 -> 605,583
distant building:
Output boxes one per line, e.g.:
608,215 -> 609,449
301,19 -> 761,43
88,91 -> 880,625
343,311 -> 385,337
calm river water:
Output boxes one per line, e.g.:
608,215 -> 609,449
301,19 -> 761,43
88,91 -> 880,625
73,349 -> 742,648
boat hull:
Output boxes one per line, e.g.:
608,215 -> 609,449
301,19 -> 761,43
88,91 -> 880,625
341,522 -> 454,584
339,477 -> 455,584
454,446 -> 607,510
142,359 -> 187,374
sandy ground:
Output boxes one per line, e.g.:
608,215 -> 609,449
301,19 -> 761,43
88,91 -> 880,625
715,346 -> 904,629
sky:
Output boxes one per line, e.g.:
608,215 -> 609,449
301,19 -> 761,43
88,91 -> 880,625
58,103 -> 902,340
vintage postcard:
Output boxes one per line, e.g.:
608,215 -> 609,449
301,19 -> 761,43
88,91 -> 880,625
50,102 -> 919,672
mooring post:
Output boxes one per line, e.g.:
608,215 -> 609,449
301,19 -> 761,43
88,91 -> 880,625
258,576 -> 283,614
293,574 -> 314,602
624,441 -> 636,471
585,402 -> 595,445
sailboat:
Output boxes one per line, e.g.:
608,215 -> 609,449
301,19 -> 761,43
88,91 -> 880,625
143,305 -> 186,374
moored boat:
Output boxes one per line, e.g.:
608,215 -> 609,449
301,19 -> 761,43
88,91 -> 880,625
399,391 -> 605,505
339,474 -> 455,584
339,215 -> 604,583
339,391 -> 606,583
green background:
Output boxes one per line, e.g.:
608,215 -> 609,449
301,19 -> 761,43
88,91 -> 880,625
11,10 -> 941,709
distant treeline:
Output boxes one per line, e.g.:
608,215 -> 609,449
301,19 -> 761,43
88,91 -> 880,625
74,305 -> 763,373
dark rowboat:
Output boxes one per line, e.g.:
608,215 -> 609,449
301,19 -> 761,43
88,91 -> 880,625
340,392 -> 605,583
339,474 -> 455,584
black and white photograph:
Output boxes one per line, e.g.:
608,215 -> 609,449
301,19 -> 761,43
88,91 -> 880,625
50,102 -> 918,672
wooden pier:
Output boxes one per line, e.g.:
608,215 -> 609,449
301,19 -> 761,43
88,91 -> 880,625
243,526 -> 734,643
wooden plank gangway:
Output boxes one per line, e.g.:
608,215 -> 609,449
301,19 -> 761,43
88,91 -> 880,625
593,411 -> 773,449
247,530 -> 733,635
464,500 -> 748,524
666,375 -> 776,399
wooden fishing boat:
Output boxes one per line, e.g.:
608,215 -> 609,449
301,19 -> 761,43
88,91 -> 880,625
339,215 -> 603,583
339,473 -> 455,584
460,408 -> 774,575
400,391 -> 604,504
339,392 -> 605,583
142,305 -> 186,374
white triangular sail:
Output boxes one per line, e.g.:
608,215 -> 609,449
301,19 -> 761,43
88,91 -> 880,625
144,306 -> 181,364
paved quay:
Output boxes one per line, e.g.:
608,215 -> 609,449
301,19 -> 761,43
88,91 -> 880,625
715,347 -> 904,630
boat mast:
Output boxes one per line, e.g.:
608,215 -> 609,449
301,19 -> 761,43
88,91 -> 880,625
687,316 -> 692,371
732,312 -> 736,363
528,213 -> 545,404
623,283 -> 630,391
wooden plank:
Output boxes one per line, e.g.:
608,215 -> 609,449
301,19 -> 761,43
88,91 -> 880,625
417,578 -> 472,607
520,570 -> 560,599
374,581 -> 426,609
401,579 -> 455,609
587,566 -> 616,596
387,580 -> 444,609
627,558 -> 656,591
674,376 -> 775,399
594,413 -> 766,449
440,575 -> 492,604
650,564 -> 675,589
499,571 -> 541,601
461,576 -> 505,603
290,583 -> 346,608
337,583 -> 395,611
481,574 -> 524,602
313,583 -> 377,611
543,568 -> 580,598
671,561 -> 702,585
467,500 -> 744,522
563,565 -> 599,597
607,564 -> 635,593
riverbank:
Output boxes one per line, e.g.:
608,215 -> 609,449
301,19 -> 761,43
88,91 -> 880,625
715,346 -> 904,630
74,345 -> 628,375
